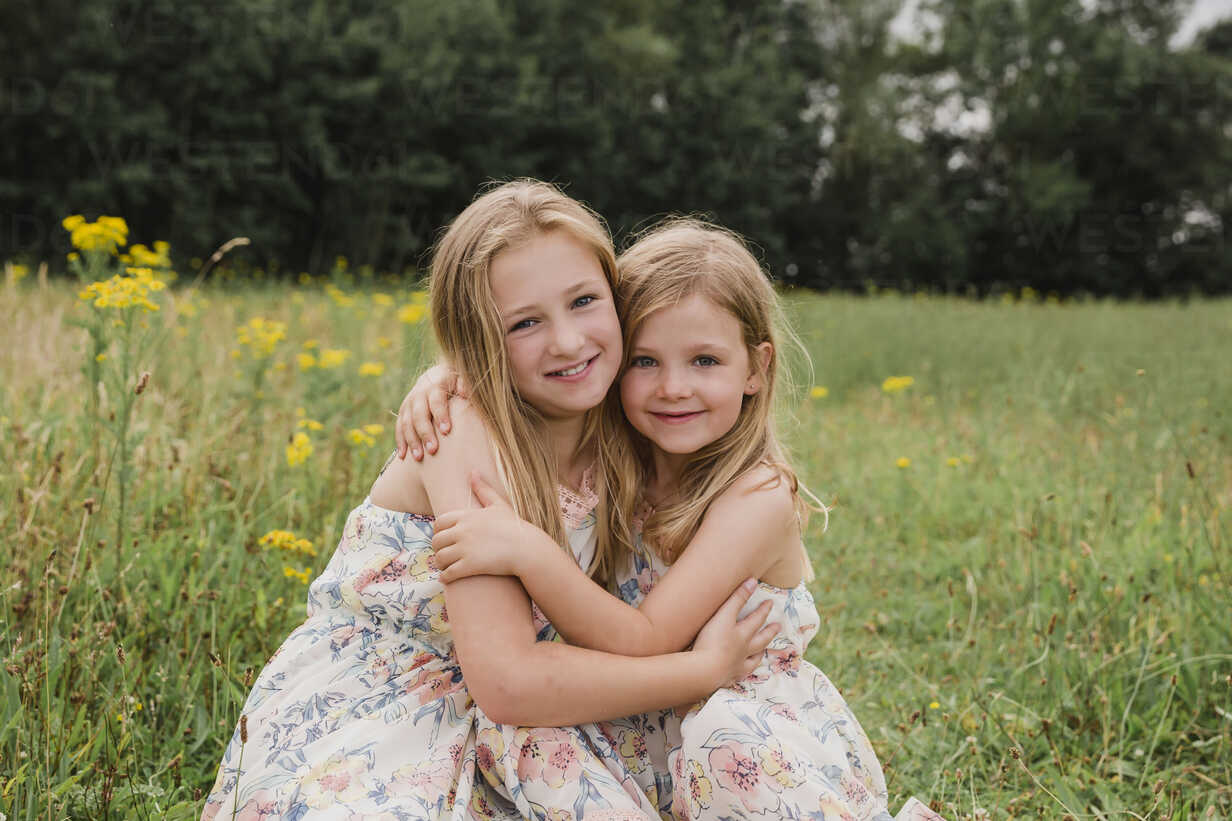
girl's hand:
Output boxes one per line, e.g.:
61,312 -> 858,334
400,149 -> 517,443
396,364 -> 468,461
692,579 -> 778,689
431,472 -> 538,583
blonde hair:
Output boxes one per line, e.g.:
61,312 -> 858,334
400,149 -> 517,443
601,218 -> 820,579
429,179 -> 627,584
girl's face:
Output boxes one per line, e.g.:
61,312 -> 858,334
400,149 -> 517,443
488,230 -> 622,421
620,294 -> 769,458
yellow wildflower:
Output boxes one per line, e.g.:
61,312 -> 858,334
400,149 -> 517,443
77,266 -> 165,312
358,361 -> 385,377
372,293 -> 394,307
302,339 -> 319,349
95,353 -> 107,362
397,303 -> 428,324
325,285 -> 355,308
809,386 -> 829,399
929,701 -> 940,709
317,348 -> 351,369
8,263 -> 29,283
283,566 -> 312,585
260,529 -> 318,557
361,423 -> 384,436
63,214 -> 128,254
881,376 -> 915,394
235,317 -> 287,358
286,432 -> 313,466
297,353 -> 317,371
347,428 -> 376,448
946,457 -> 961,467
376,336 -> 392,349
896,457 -> 911,469
67,252 -> 80,263
297,418 -> 324,431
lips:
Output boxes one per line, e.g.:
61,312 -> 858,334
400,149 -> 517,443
649,410 -> 704,425
546,354 -> 598,378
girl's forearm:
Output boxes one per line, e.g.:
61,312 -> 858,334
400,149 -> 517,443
520,544 -> 664,657
485,640 -> 718,726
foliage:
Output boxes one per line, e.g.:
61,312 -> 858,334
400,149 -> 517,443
1,0 -> 1227,294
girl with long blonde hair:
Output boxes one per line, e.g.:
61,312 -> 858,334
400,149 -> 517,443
203,185 -> 777,821
420,218 -> 946,820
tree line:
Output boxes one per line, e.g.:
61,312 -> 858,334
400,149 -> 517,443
2,0 -> 1228,295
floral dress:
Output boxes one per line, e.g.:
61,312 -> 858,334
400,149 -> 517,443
614,545 -> 946,821
202,473 -> 660,821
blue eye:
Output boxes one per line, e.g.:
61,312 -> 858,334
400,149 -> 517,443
631,356 -> 657,368
509,318 -> 536,332
573,295 -> 597,308
695,355 -> 719,367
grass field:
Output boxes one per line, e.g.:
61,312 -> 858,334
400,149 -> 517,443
1,267 -> 1229,819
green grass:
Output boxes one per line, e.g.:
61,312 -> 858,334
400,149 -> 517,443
1,277 -> 1228,819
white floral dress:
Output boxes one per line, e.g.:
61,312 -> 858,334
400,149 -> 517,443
612,545 -> 947,821
202,472 -> 660,821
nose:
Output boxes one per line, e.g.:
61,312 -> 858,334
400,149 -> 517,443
657,365 -> 692,399
548,319 -> 585,358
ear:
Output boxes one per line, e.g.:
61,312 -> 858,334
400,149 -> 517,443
744,342 -> 774,396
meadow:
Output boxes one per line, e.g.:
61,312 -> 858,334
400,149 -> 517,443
0,244 -> 1229,819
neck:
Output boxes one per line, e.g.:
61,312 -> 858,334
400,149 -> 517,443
647,446 -> 689,505
544,413 -> 590,489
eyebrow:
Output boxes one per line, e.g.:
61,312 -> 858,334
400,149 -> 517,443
630,340 -> 737,356
501,276 -> 605,320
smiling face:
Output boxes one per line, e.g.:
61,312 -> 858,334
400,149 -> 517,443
620,294 -> 770,471
488,229 -> 622,421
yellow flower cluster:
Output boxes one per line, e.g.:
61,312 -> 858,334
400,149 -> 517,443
347,423 -> 385,448
77,266 -> 167,312
372,293 -> 394,307
259,529 -> 318,557
236,317 -> 287,357
63,215 -> 129,254
317,348 -> 351,369
809,386 -> 829,399
896,457 -> 911,468
358,361 -> 385,376
297,418 -> 324,431
7,263 -> 29,283
881,376 -> 915,394
120,241 -> 176,280
286,432 -> 313,466
284,566 -> 312,584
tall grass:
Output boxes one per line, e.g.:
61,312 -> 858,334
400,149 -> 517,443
0,276 -> 1227,819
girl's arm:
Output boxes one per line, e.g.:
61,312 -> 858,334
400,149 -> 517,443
434,467 -> 798,658
418,399 -> 777,726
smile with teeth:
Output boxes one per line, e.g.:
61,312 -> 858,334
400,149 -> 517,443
547,355 -> 597,377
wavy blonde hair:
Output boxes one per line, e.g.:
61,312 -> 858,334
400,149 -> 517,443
430,179 -> 628,584
599,218 -> 820,579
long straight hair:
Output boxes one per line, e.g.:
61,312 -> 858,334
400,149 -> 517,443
429,179 -> 630,584
599,218 -> 819,578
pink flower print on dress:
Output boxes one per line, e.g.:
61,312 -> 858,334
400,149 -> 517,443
403,663 -> 461,705
768,701 -> 798,722
708,740 -> 762,811
353,557 -> 409,594
767,646 -> 801,676
233,789 -> 281,820
516,728 -> 584,788
299,753 -> 369,809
